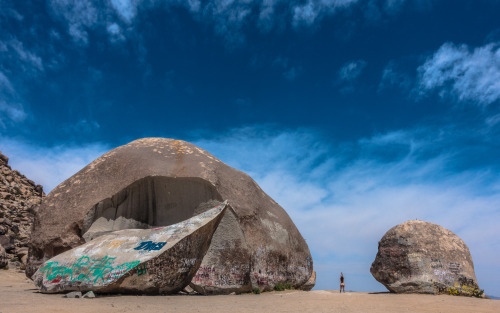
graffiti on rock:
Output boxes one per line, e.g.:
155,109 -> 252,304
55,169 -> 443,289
38,255 -> 140,284
448,262 -> 461,274
136,263 -> 147,276
134,241 -> 167,251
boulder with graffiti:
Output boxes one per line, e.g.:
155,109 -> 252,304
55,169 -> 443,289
27,138 -> 314,294
32,202 -> 227,294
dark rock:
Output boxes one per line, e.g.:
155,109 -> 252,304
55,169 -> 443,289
33,202 -> 227,294
0,152 -> 8,165
0,235 -> 14,251
0,245 -> 7,268
35,185 -> 44,195
0,192 -> 13,201
11,225 -> 19,233
27,138 -> 313,293
371,220 -> 481,296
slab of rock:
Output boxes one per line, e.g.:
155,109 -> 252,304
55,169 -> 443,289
32,202 -> 227,294
27,138 -> 314,293
371,220 -> 481,296
82,291 -> 95,298
64,291 -> 82,298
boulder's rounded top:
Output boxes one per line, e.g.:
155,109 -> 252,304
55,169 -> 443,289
127,137 -> 188,147
390,219 -> 450,233
99,137 -> 219,161
383,220 -> 466,251
371,219 -> 479,296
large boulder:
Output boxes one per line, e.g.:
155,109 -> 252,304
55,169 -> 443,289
27,138 -> 314,293
33,202 -> 227,294
371,220 -> 482,297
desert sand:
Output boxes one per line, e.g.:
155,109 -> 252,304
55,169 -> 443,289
1,268 -> 498,313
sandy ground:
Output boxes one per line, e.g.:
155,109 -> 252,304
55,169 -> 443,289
1,268 -> 499,313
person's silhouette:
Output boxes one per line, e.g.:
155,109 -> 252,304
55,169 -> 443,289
340,272 -> 345,293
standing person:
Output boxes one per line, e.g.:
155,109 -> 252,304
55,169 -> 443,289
340,272 -> 345,293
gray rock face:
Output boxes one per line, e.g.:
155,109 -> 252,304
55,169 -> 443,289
27,138 -> 314,293
371,220 -> 481,296
33,202 -> 227,294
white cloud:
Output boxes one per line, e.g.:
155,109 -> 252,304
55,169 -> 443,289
107,22 -> 126,41
338,59 -> 367,82
49,0 -> 100,45
0,72 -> 27,126
417,42 -> 500,106
8,39 -> 44,72
0,38 -> 45,76
0,137 -> 109,192
194,126 -> 500,295
292,0 -> 359,27
110,0 -> 138,23
68,119 -> 101,134
43,0 -> 426,46
378,61 -> 412,92
273,57 -> 302,81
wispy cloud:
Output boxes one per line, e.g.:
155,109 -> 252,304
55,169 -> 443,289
378,61 -> 412,92
49,0 -> 100,45
3,125 -> 500,294
292,0 -> 359,27
336,59 -> 367,93
0,137 -> 109,192
417,41 -> 500,106
193,125 -> 500,294
106,22 -> 126,42
273,57 -> 302,81
0,72 -> 27,127
44,0 -> 418,46
338,59 -> 367,82
110,0 -> 138,23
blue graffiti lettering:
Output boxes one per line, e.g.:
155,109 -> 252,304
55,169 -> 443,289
133,241 -> 167,251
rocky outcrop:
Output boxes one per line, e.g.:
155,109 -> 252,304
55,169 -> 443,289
27,138 -> 314,293
0,245 -> 7,268
33,202 -> 227,294
0,151 -> 44,269
371,220 -> 482,297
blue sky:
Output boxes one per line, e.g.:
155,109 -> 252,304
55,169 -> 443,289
1,0 -> 500,296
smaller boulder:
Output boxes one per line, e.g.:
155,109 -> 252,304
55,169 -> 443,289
371,220 -> 482,297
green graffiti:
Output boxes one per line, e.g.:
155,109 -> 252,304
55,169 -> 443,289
136,263 -> 147,276
39,255 -> 140,285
